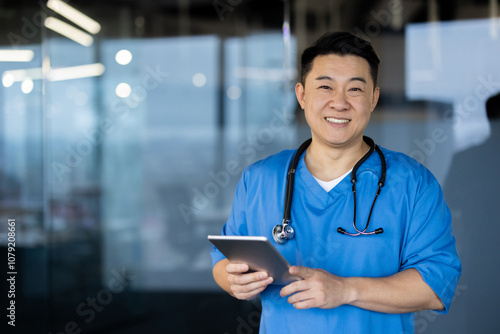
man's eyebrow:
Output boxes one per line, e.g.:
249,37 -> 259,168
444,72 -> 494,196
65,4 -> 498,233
315,75 -> 334,81
350,76 -> 367,84
315,75 -> 368,84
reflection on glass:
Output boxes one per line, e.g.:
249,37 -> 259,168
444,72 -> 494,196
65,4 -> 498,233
226,85 -> 241,100
192,73 -> 207,87
406,17 -> 500,334
406,18 -> 500,154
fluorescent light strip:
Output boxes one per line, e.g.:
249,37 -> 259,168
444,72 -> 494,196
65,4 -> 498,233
48,63 -> 105,81
47,0 -> 101,34
2,63 -> 105,87
0,50 -> 35,62
44,17 -> 94,47
3,68 -> 43,81
2,68 -> 42,87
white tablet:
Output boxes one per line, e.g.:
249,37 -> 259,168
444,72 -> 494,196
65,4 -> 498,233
208,235 -> 300,285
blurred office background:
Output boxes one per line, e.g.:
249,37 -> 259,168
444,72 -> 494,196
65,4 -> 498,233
0,0 -> 499,333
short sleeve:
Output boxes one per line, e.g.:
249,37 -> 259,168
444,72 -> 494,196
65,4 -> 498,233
210,169 -> 250,267
400,179 -> 462,313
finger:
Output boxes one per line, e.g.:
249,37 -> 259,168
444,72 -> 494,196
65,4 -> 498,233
226,263 -> 249,274
280,279 -> 308,297
289,266 -> 314,278
283,287 -> 322,310
231,277 -> 273,300
231,276 -> 273,294
228,271 -> 270,286
232,281 -> 272,300
290,297 -> 317,310
285,288 -> 313,304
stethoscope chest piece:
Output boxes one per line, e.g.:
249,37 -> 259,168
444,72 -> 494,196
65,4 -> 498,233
272,220 -> 294,245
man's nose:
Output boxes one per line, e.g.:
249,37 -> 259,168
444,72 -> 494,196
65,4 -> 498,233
329,90 -> 349,110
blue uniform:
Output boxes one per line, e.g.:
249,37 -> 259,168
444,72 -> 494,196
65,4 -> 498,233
211,145 -> 462,334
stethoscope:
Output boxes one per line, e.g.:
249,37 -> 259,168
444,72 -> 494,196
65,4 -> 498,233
272,136 -> 387,245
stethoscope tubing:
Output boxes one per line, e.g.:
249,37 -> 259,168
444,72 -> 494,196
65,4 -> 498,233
273,136 -> 386,244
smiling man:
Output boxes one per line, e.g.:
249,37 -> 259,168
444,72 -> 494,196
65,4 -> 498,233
211,32 -> 461,333
297,52 -> 379,182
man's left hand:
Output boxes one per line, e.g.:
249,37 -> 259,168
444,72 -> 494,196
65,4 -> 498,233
280,266 -> 352,310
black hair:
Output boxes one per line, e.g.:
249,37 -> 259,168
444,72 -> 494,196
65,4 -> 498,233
300,32 -> 380,88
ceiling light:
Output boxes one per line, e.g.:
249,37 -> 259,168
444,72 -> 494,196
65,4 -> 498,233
2,73 -> 15,87
2,68 -> 42,87
48,63 -> 105,81
0,50 -> 35,62
115,50 -> 133,65
47,0 -> 101,34
21,78 -> 34,94
115,83 -> 132,98
2,63 -> 105,85
44,17 -> 94,47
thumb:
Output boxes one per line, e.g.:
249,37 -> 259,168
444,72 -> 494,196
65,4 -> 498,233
289,266 -> 315,278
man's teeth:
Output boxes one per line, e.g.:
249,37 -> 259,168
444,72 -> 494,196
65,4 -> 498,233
325,117 -> 349,124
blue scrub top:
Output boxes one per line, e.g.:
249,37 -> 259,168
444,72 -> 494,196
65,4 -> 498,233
211,145 -> 462,334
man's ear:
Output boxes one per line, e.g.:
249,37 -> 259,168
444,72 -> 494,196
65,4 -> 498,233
295,82 -> 305,109
371,86 -> 380,112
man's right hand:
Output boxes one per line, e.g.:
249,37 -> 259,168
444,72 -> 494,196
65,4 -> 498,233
213,259 -> 273,300
226,263 -> 274,300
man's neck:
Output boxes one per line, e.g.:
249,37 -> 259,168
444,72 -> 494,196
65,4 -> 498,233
304,138 -> 370,182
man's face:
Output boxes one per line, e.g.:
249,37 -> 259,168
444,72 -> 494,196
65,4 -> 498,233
295,54 -> 379,150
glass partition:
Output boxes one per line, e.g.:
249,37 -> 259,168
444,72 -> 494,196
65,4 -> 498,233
1,0 -> 499,333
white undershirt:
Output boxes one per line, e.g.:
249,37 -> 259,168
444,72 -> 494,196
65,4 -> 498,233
313,169 -> 352,192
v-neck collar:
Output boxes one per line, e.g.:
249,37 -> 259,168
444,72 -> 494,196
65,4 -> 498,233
295,146 -> 383,206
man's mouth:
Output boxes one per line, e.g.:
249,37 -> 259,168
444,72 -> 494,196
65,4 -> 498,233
325,117 -> 350,124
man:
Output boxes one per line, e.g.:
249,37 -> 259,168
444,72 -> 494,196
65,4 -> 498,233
211,32 -> 461,333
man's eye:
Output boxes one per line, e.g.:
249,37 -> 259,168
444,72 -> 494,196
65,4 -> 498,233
350,87 -> 362,92
319,86 -> 331,90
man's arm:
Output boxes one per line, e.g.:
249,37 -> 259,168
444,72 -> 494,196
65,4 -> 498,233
213,259 -> 273,300
280,266 -> 443,313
